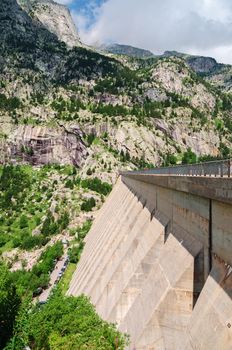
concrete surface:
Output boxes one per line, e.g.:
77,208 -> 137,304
68,175 -> 232,349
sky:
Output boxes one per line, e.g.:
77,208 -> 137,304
56,0 -> 232,64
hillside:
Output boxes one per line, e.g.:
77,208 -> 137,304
103,45 -> 232,92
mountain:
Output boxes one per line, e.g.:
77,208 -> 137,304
17,0 -> 81,47
162,51 -> 232,91
0,0 -> 232,180
102,43 -> 155,58
102,45 -> 232,91
102,46 -> 219,74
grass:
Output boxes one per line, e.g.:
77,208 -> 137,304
0,240 -> 13,254
92,137 -> 102,146
60,263 -> 76,294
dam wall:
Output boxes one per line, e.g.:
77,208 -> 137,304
68,174 -> 232,349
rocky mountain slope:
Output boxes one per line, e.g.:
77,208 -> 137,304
162,51 -> 218,73
103,44 -> 232,91
0,0 -> 232,180
17,0 -> 81,47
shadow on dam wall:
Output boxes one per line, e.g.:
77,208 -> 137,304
68,175 -> 232,349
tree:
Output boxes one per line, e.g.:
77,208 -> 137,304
182,148 -> 197,164
26,291 -> 128,350
0,264 -> 21,349
163,153 -> 177,166
81,198 -> 96,212
81,178 -> 112,196
19,215 -> 28,229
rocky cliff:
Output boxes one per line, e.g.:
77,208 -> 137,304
17,0 -> 81,47
4,125 -> 87,166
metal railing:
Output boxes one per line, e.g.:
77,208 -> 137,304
121,159 -> 232,178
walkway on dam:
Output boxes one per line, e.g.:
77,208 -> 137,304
122,158 -> 232,177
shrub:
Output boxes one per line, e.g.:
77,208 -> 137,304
0,264 -> 21,349
87,133 -> 95,146
68,243 -> 84,264
76,220 -> 92,241
219,142 -> 231,158
86,168 -> 92,176
65,179 -> 74,189
182,148 -> 197,164
0,94 -> 21,111
0,165 -> 31,211
19,215 -> 28,229
81,197 -> 96,212
20,235 -> 49,250
81,178 -> 112,196
163,153 -> 178,166
58,211 -> 69,231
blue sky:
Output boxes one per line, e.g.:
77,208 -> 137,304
69,0 -> 104,12
57,0 -> 232,64
69,0 -> 105,28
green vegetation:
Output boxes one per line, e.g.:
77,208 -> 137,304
11,242 -> 63,296
219,142 -> 231,158
6,290 -> 128,350
132,156 -> 154,170
68,220 -> 92,264
0,215 -> 128,350
0,94 -> 21,111
0,165 -> 31,211
91,103 -> 129,117
182,148 -> 197,164
163,153 -> 178,166
81,177 -> 112,196
81,197 -> 96,212
0,165 -> 84,254
51,96 -> 85,114
59,263 -> 76,294
2,19 -> 232,350
0,264 -> 20,349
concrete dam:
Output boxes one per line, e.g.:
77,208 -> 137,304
68,161 -> 232,349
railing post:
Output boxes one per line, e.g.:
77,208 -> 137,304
228,160 -> 231,178
220,163 -> 223,177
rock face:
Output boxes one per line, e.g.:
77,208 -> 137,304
186,56 -> 218,74
25,0 -> 81,47
152,59 -> 216,112
162,51 -> 219,74
6,125 -> 88,166
0,0 -> 66,78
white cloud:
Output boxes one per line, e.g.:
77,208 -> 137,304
55,0 -> 74,5
72,0 -> 232,63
